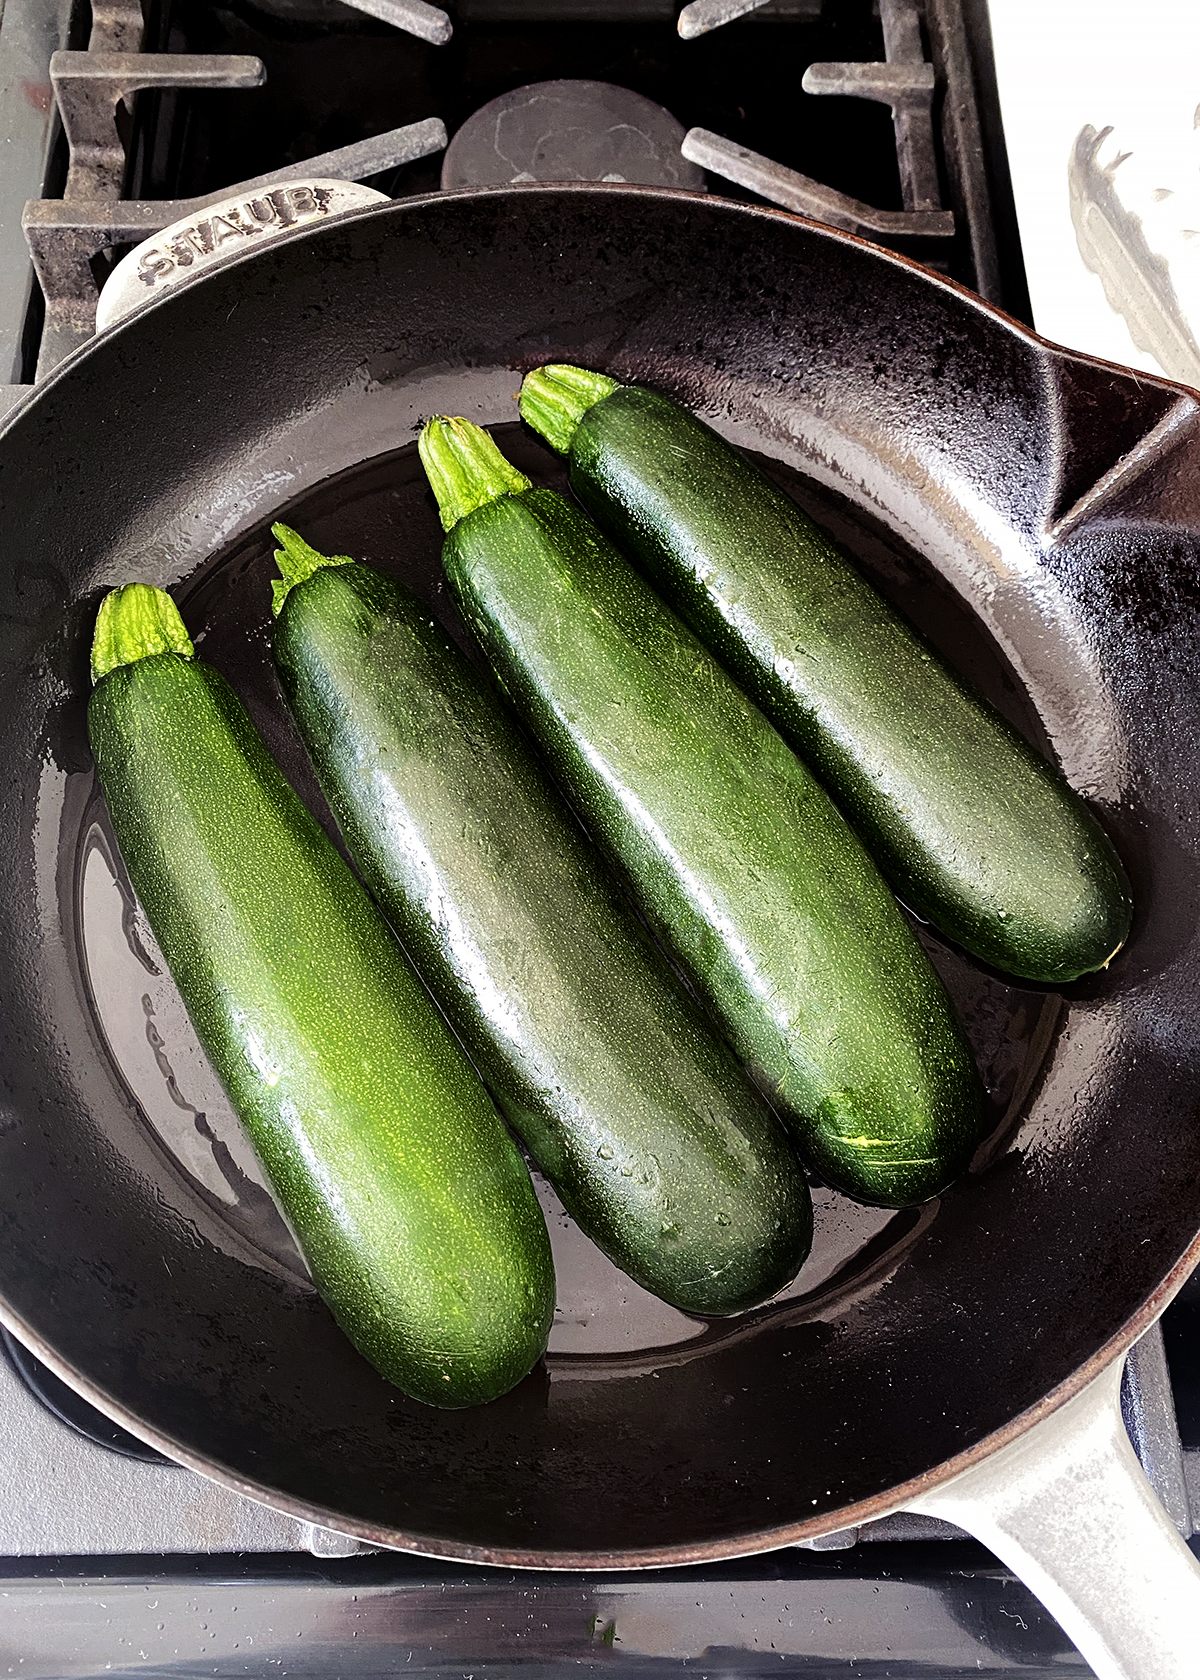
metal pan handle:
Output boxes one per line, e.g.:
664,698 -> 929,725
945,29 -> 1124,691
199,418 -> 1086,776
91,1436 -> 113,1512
905,1353 -> 1200,1679
94,179 -> 391,335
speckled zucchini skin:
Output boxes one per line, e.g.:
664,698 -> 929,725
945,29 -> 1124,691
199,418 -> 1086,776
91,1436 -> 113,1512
565,383 -> 1132,985
443,486 -> 984,1208
88,651 -> 554,1407
274,561 -> 812,1315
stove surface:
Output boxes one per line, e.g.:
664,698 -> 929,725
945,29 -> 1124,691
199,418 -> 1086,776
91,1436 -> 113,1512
0,1545 -> 1101,1678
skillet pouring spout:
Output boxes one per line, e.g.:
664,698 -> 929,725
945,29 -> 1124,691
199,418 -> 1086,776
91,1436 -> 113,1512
1,185 -> 1199,1671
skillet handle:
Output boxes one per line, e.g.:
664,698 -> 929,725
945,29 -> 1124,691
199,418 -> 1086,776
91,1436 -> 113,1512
904,1354 -> 1200,1680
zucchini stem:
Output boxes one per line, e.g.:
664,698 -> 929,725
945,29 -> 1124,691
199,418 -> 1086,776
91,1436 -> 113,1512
519,365 -> 620,455
271,524 -> 352,617
91,584 -> 194,685
418,416 -> 532,532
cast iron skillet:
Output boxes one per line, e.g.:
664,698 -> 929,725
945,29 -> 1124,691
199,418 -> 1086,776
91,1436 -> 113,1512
2,184 -> 1200,1644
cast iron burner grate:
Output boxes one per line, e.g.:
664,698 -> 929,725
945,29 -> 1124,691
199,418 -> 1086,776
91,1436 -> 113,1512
9,0 -> 1026,392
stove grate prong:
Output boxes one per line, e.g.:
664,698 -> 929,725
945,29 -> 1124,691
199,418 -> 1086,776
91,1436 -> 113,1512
681,128 -> 954,240
339,0 -> 453,45
51,51 -> 266,202
235,119 -> 449,195
803,0 -> 943,215
677,0 -> 771,38
86,0 -> 145,54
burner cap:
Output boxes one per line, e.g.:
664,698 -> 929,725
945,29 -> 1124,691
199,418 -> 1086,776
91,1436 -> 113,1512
441,79 -> 706,191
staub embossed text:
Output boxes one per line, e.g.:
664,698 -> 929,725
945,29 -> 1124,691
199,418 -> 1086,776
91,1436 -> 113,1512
136,185 -> 336,288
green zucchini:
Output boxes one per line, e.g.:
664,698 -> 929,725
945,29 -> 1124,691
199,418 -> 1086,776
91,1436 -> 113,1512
269,529 -> 812,1316
519,365 -> 1132,986
418,419 -> 983,1209
88,583 -> 554,1408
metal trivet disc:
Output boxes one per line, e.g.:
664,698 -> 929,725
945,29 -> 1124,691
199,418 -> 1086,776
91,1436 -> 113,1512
441,79 -> 706,190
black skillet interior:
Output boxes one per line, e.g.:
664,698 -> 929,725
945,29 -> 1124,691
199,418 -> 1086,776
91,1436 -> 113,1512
1,186 -> 1199,1564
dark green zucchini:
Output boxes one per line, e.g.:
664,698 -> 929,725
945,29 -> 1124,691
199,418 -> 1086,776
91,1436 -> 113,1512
88,583 -> 554,1408
418,418 -> 983,1209
269,528 -> 812,1316
519,365 -> 1132,986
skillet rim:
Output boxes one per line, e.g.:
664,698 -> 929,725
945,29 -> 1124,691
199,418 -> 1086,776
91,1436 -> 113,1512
2,180 -> 1198,1568
8,179 -> 1191,449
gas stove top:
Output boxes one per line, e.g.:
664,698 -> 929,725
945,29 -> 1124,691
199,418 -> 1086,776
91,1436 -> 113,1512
2,0 -> 1029,387
0,1 -> 1197,1673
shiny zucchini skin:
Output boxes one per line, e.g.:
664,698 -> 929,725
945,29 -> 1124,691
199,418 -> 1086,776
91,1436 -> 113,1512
89,625 -> 554,1408
438,477 -> 984,1208
273,557 -> 813,1315
548,378 -> 1132,985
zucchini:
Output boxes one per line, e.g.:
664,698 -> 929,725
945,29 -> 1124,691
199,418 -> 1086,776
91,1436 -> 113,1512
418,419 -> 983,1209
269,529 -> 812,1316
519,366 -> 1132,986
88,584 -> 554,1408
